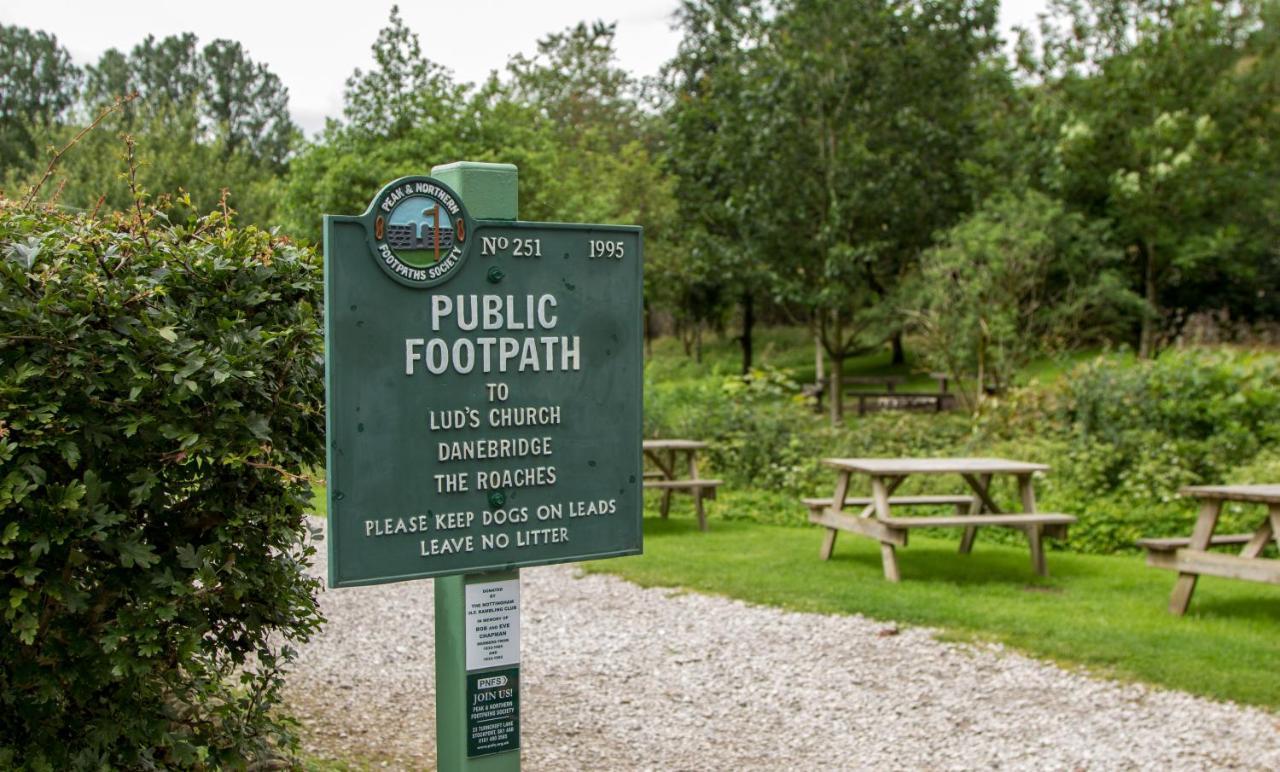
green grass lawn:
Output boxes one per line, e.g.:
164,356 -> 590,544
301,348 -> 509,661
586,506 -> 1280,710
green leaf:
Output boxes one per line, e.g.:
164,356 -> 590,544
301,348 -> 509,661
117,538 -> 159,569
246,413 -> 271,441
59,440 -> 80,469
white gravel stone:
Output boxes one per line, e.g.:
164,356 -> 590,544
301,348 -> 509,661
288,535 -> 1280,770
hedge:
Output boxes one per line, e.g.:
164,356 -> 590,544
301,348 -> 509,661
0,198 -> 325,768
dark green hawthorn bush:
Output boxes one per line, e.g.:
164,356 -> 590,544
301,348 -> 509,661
0,197 -> 325,768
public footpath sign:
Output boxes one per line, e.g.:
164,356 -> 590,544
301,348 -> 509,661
323,162 -> 642,769
324,164 -> 642,587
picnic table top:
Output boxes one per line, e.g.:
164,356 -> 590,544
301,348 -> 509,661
1179,484 -> 1280,504
822,457 -> 1050,476
643,439 -> 708,451
845,375 -> 906,384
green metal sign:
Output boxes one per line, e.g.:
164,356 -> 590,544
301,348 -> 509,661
324,171 -> 643,587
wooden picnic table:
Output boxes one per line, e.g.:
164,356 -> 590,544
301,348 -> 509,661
806,375 -> 955,415
1139,484 -> 1280,615
839,375 -> 955,415
807,457 -> 1076,581
848,391 -> 954,416
642,440 -> 723,531
844,375 -> 906,392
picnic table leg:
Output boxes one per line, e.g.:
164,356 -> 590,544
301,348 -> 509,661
659,450 -> 675,519
871,476 -> 901,582
1271,504 -> 1280,553
1240,516 -> 1273,559
1017,474 -> 1048,576
820,528 -> 839,561
686,450 -> 709,531
1244,504 -> 1280,557
1028,525 -> 1047,576
819,471 -> 851,560
959,473 -> 994,554
1169,498 -> 1224,616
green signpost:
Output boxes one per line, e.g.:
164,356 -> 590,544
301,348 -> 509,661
323,162 -> 642,769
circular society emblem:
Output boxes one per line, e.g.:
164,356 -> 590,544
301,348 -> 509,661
367,176 -> 472,288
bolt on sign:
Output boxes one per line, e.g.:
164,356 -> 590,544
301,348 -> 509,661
323,171 -> 643,588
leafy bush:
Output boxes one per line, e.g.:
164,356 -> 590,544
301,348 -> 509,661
646,365 -> 974,504
646,367 -> 836,493
0,198 -> 325,767
646,343 -> 1280,554
1024,349 -> 1280,551
906,191 -> 1140,408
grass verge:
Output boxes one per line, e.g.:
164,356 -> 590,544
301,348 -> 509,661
586,506 -> 1280,710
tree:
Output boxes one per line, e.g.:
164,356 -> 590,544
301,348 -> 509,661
201,39 -> 296,166
506,20 -> 642,152
10,30 -> 297,226
340,5 -> 465,140
664,0 -> 773,372
84,33 -> 297,169
908,190 -> 1140,410
1022,0 -> 1280,356
282,8 -> 678,262
750,0 -> 1000,421
0,25 -> 81,175
279,7 -> 480,241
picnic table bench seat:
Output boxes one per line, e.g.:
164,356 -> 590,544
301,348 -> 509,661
1136,534 -> 1254,552
643,478 -> 722,498
801,494 -> 975,511
806,503 -> 1074,547
880,512 -> 1075,529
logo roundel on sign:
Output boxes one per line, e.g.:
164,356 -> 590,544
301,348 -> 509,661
365,176 -> 472,288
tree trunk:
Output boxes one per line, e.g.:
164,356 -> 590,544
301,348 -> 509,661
643,304 -> 652,360
1139,241 -> 1158,359
694,322 -> 703,364
891,332 -> 905,366
814,331 -> 825,385
828,354 -> 844,426
739,291 -> 754,375
975,329 -> 986,414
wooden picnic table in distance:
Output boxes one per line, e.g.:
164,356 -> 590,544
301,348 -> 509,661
642,440 -> 723,531
841,375 -> 954,416
1138,484 -> 1280,615
807,457 -> 1076,581
844,375 -> 907,392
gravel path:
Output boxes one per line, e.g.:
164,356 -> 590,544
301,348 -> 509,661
288,544 -> 1280,770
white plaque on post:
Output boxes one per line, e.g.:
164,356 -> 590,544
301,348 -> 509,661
465,578 -> 521,671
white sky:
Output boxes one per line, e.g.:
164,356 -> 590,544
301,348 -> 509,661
1,0 -> 1049,137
